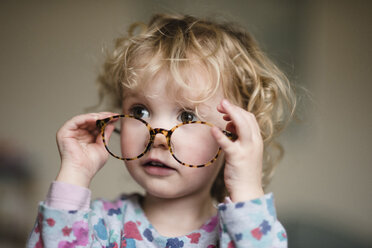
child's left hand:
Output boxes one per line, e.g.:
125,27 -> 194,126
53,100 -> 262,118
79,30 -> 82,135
212,99 -> 264,202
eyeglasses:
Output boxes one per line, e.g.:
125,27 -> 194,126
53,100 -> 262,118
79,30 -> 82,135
96,115 -> 236,168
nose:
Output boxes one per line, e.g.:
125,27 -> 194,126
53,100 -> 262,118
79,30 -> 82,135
152,129 -> 169,149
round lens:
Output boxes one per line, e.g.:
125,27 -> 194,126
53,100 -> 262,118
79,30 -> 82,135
104,117 -> 150,160
171,123 -> 220,166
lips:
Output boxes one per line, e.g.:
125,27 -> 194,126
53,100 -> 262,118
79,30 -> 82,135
145,161 -> 171,168
142,159 -> 176,176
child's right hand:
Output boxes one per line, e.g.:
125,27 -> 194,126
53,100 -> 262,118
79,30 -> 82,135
55,112 -> 118,188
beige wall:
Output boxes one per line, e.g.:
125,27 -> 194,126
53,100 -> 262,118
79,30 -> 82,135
0,0 -> 371,246
268,1 -> 372,245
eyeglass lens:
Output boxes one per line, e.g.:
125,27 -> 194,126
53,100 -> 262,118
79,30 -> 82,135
104,117 -> 220,166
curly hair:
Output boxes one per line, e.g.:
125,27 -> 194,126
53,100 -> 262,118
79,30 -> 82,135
97,13 -> 296,202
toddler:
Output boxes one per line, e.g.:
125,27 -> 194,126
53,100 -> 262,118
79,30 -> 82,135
27,13 -> 295,247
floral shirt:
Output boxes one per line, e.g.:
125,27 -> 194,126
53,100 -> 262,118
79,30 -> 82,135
27,182 -> 287,247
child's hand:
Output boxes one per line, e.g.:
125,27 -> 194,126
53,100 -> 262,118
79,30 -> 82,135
212,99 -> 264,202
55,112 -> 118,188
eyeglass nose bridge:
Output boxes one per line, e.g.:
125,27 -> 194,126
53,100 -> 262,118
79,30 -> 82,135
150,128 -> 173,147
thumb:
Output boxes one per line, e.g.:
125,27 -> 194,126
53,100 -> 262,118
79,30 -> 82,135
211,126 -> 234,154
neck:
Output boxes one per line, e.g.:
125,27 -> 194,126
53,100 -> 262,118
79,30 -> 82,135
142,190 -> 217,237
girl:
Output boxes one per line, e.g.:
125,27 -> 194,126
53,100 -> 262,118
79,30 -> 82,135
27,14 -> 295,247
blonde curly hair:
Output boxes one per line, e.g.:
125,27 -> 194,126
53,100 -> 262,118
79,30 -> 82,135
97,13 -> 296,202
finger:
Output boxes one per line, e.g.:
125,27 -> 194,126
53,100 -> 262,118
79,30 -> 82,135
93,113 -> 119,145
225,122 -> 237,135
95,123 -> 115,145
81,112 -> 119,128
217,101 -> 225,113
68,112 -> 119,130
211,126 -> 234,153
103,123 -> 116,141
219,99 -> 252,141
223,114 -> 231,121
58,112 -> 119,141
242,111 -> 262,141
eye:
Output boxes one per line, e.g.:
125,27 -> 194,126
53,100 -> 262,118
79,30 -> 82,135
129,105 -> 150,119
179,111 -> 197,123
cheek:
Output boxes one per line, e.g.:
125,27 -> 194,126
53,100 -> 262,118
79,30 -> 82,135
124,160 -> 143,181
120,120 -> 150,159
171,129 -> 221,166
182,157 -> 224,186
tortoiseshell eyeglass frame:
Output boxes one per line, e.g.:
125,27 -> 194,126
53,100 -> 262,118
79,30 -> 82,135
96,115 -> 236,168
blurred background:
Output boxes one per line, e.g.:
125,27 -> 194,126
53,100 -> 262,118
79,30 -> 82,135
0,0 -> 371,247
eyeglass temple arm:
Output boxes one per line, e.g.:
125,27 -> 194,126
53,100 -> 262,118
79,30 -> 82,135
96,119 -> 105,129
96,119 -> 121,134
222,130 -> 238,141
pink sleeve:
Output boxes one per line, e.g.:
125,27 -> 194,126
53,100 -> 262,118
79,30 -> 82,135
45,181 -> 91,210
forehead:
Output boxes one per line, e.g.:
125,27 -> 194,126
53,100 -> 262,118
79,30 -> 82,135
123,60 -> 221,105
122,70 -> 225,123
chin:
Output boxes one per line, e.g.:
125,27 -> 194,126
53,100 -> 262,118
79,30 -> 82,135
142,178 -> 194,199
146,188 -> 186,199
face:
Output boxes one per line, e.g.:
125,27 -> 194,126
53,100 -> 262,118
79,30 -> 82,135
121,68 -> 227,200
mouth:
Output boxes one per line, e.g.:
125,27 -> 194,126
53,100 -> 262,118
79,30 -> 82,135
142,159 -> 177,176
145,161 -> 173,168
